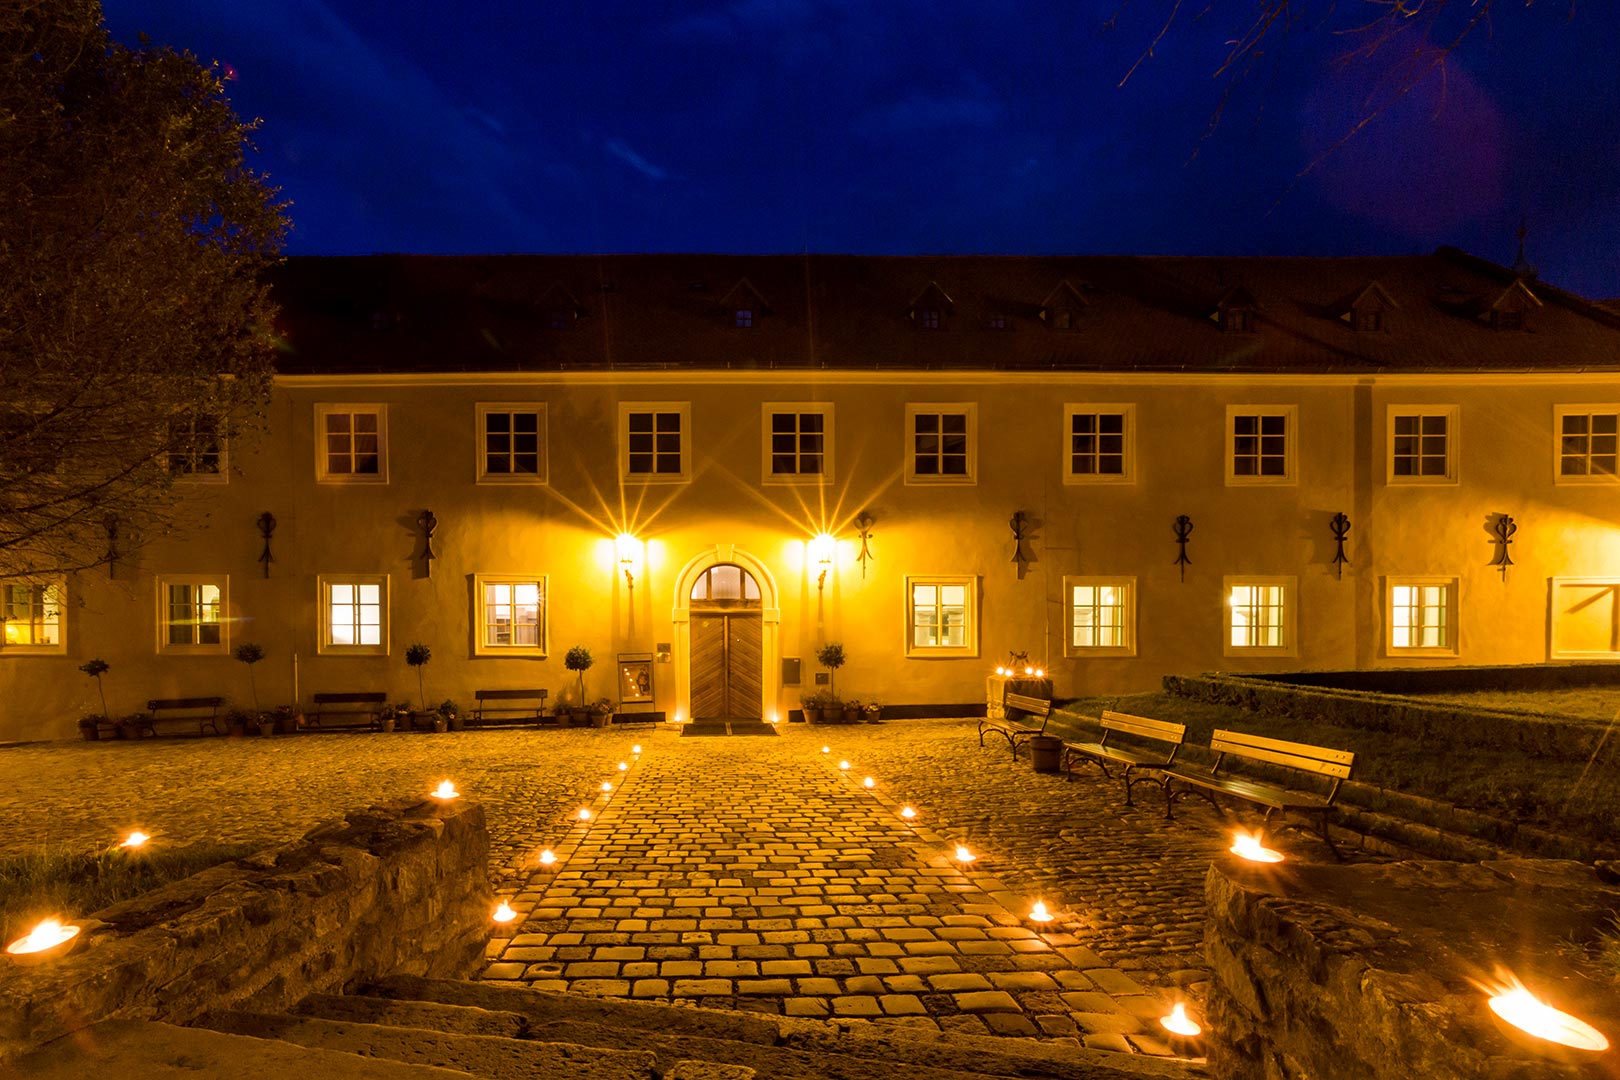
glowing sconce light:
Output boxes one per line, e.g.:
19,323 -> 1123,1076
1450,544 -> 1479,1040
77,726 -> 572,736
1486,973 -> 1610,1054
862,776 -> 875,789
1229,831 -> 1285,864
810,532 -> 835,590
995,666 -> 1006,676
1034,668 -> 1044,678
431,780 -> 460,800
1024,666 -> 1034,676
121,830 -> 150,849
618,761 -> 628,771
537,848 -> 557,866
6,918 -> 82,964
492,901 -> 517,924
616,533 -> 640,588
954,845 -> 977,864
900,806 -> 916,819
838,760 -> 850,770
1161,1002 -> 1203,1040
578,807 -> 592,821
1028,900 -> 1053,923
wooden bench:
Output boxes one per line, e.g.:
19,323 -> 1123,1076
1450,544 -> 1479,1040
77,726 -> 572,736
1162,729 -> 1355,857
471,688 -> 552,727
1061,711 -> 1185,806
118,697 -> 225,738
307,692 -> 388,731
978,691 -> 1053,760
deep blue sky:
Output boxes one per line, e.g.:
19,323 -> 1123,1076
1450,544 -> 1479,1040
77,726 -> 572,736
105,2 -> 1620,299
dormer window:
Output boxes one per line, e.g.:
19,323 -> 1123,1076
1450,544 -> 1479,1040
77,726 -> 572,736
734,308 -> 754,329
1041,281 -> 1088,332
719,278 -> 769,330
538,283 -> 583,330
1052,309 -> 1073,331
547,310 -> 572,330
1356,310 -> 1383,333
1212,285 -> 1258,334
1222,308 -> 1252,333
987,315 -> 1007,331
1485,279 -> 1541,332
1493,308 -> 1524,331
919,308 -> 941,330
909,281 -> 955,330
1343,281 -> 1397,334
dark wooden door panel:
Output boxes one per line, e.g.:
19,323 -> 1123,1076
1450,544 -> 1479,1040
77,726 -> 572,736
728,616 -> 762,718
690,616 -> 727,718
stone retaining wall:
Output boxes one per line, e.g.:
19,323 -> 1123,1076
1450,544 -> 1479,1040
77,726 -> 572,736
0,798 -> 491,1063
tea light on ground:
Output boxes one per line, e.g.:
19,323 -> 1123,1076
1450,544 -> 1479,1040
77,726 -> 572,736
601,781 -> 613,792
862,776 -> 875,789
431,780 -> 460,800
900,806 -> 916,819
839,760 -> 850,770
537,848 -> 557,866
121,830 -> 150,849
1029,900 -> 1053,922
821,746 -> 830,753
955,845 -> 976,863
1229,831 -> 1285,864
617,761 -> 628,771
631,744 -> 642,754
1161,1002 -> 1202,1037
578,807 -> 591,821
1488,978 -> 1610,1053
492,901 -> 517,924
6,918 -> 80,962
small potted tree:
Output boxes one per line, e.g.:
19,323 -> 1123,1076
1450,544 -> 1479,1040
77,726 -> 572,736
78,658 -> 111,740
816,643 -> 847,722
233,642 -> 265,730
564,646 -> 594,725
405,643 -> 432,729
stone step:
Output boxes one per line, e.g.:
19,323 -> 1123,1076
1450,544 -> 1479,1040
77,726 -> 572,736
357,976 -> 1204,1079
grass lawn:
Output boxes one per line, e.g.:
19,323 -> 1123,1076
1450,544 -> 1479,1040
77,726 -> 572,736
1,841 -> 257,944
1057,691 -> 1620,852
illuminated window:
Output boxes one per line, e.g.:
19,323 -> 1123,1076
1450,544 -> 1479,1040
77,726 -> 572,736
477,403 -> 546,483
1388,407 -> 1457,483
474,575 -> 546,656
620,402 -> 689,482
1065,577 -> 1135,656
319,575 -> 388,655
1387,578 -> 1457,655
987,315 -> 1007,330
315,404 -> 388,483
1064,404 -> 1133,483
1556,408 -> 1619,482
906,404 -> 976,484
1226,406 -> 1296,484
917,308 -> 941,330
157,576 -> 227,654
734,308 -> 753,328
763,404 -> 833,484
168,413 -> 225,481
1,582 -> 63,652
905,575 -> 978,657
1224,576 -> 1295,655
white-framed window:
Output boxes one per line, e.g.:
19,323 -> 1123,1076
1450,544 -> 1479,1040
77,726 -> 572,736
318,575 -> 388,655
156,575 -> 228,654
761,403 -> 833,485
1,581 -> 64,653
168,412 -> 226,482
1386,576 -> 1458,656
1550,578 -> 1620,659
476,403 -> 547,484
473,575 -> 547,657
1387,406 -> 1458,484
1226,405 -> 1297,485
904,575 -> 978,658
1063,404 -> 1134,484
1224,576 -> 1296,656
1554,406 -> 1619,483
905,403 -> 976,484
1064,576 -> 1136,657
620,402 -> 690,483
315,404 -> 388,483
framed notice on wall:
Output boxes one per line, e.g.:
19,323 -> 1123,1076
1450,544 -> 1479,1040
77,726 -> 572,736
618,653 -> 654,705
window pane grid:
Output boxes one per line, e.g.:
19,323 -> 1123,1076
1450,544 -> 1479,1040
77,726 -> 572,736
165,584 -> 222,646
911,583 -> 966,648
1232,414 -> 1287,477
1391,584 -> 1450,649
482,581 -> 544,647
484,411 -> 541,475
913,412 -> 968,476
1071,585 -> 1125,648
168,415 -> 222,475
1070,413 -> 1125,475
325,410 -> 381,475
1392,413 -> 1450,477
3,584 -> 61,646
1560,412 -> 1619,477
769,412 -> 825,475
628,411 -> 683,474
328,582 -> 382,647
1229,584 -> 1286,648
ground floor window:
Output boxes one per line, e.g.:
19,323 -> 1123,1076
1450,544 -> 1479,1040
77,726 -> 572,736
905,575 -> 978,657
1386,577 -> 1457,655
474,575 -> 546,656
157,576 -> 227,654
1,582 -> 63,652
1550,578 -> 1620,658
1224,576 -> 1295,655
1064,576 -> 1135,656
319,575 -> 387,654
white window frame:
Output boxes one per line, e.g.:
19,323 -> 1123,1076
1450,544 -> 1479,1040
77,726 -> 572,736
904,403 -> 977,485
318,574 -> 390,656
1223,575 -> 1297,657
475,402 -> 548,485
1062,403 -> 1135,485
168,412 -> 228,484
1384,576 -> 1459,657
1063,576 -> 1136,657
315,403 -> 389,484
1553,405 -> 1620,485
1,580 -> 66,654
619,401 -> 691,484
761,402 -> 834,486
155,575 -> 230,655
1386,405 -> 1459,485
1225,405 -> 1297,486
473,574 -> 548,658
904,574 -> 979,658
1549,577 -> 1620,660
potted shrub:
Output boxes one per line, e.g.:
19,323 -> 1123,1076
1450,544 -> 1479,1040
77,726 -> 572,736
589,698 -> 615,728
78,659 -> 111,739
816,643 -> 846,699
233,642 -> 265,725
76,713 -> 102,741
377,703 -> 399,734
800,690 -> 837,724
272,705 -> 304,735
114,712 -> 150,740
864,701 -> 883,724
436,699 -> 463,732
222,707 -> 260,737
564,646 -> 594,725
405,643 -> 432,727
842,698 -> 863,725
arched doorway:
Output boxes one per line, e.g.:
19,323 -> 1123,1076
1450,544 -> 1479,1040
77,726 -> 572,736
672,545 -> 781,724
688,564 -> 762,720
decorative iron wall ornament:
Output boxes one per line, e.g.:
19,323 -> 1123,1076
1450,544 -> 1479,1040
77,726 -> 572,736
1330,512 -> 1351,580
1010,511 -> 1033,568
256,512 -> 277,578
1491,513 -> 1517,580
103,515 -> 120,579
854,511 -> 875,579
417,509 -> 439,578
1173,515 -> 1193,582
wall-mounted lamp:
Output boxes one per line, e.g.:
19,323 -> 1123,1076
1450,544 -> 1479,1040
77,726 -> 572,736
616,532 -> 640,588
810,532 -> 835,591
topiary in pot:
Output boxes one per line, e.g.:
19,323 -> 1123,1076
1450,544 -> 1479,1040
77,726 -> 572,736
405,643 -> 432,712
233,642 -> 265,720
816,642 -> 846,699
79,658 -> 111,733
564,646 -> 594,724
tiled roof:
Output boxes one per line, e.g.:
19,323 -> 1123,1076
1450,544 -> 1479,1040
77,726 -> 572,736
267,249 -> 1620,375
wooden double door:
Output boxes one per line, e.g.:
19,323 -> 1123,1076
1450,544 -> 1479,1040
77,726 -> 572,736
689,612 -> 762,720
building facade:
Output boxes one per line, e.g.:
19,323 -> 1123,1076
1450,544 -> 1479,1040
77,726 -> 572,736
3,250 -> 1618,741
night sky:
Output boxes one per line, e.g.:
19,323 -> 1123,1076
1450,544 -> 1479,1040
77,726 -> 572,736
104,2 -> 1620,300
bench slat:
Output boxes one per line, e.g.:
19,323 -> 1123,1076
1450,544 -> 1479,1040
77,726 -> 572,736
1164,767 -> 1331,810
1100,711 -> 1185,743
1063,740 -> 1168,769
1211,729 -> 1354,779
1004,693 -> 1051,716
475,689 -> 548,701
147,697 -> 224,710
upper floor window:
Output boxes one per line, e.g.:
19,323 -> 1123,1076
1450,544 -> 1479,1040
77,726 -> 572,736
1386,577 -> 1457,655
620,402 -> 690,483
477,403 -> 547,484
316,404 -> 388,483
1556,407 -> 1619,482
763,404 -> 833,485
1065,577 -> 1135,656
918,308 -> 941,330
319,575 -> 388,655
1,582 -> 63,653
734,308 -> 754,329
905,575 -> 978,658
1388,406 -> 1457,484
157,575 -> 227,654
986,315 -> 1007,331
906,403 -> 976,484
1224,576 -> 1296,656
1226,406 -> 1296,484
474,575 -> 547,657
1355,310 -> 1383,333
168,413 -> 225,481
1064,404 -> 1133,484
